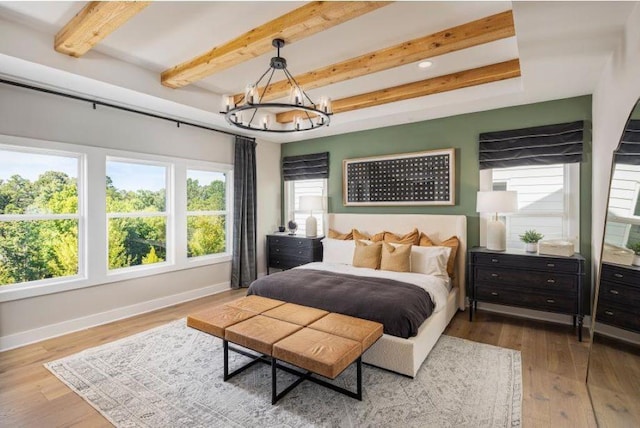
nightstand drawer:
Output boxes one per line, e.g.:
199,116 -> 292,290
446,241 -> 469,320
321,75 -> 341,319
475,284 -> 575,314
268,236 -> 315,249
596,303 -> 640,333
269,245 -> 315,259
601,263 -> 640,288
475,267 -> 577,293
474,253 -> 579,273
268,255 -> 311,270
599,281 -> 640,307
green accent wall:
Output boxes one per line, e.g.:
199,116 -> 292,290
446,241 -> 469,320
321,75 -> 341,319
281,95 -> 593,308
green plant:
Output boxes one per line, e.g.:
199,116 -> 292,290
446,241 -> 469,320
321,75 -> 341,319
627,241 -> 640,255
519,229 -> 544,244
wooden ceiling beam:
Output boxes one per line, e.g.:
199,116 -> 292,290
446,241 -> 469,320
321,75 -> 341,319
54,1 -> 150,57
233,10 -> 515,104
161,1 -> 392,89
276,59 -> 521,123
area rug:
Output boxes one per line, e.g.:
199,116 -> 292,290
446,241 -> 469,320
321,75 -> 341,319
45,319 -> 522,427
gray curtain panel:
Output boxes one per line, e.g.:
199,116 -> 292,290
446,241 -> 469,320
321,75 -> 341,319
231,136 -> 257,289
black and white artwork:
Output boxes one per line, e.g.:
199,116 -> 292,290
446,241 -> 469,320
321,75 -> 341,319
343,148 -> 455,206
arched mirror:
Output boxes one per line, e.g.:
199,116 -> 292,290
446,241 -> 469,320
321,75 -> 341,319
587,99 -> 640,427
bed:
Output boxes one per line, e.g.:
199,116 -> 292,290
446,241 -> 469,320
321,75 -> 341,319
250,214 -> 467,377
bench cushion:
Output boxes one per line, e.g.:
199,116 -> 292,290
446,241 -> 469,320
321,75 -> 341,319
308,313 -> 383,351
187,305 -> 256,339
262,303 -> 329,326
225,315 -> 302,356
225,295 -> 285,314
273,328 -> 361,379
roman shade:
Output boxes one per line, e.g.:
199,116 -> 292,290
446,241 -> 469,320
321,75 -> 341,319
478,121 -> 584,170
614,120 -> 640,165
282,152 -> 329,181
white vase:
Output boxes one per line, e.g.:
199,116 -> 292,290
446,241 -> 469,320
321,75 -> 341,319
633,255 -> 640,267
525,242 -> 537,253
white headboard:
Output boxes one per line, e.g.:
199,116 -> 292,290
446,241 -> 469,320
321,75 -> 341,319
328,214 -> 467,310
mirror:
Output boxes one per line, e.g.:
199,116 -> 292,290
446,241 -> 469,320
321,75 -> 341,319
587,99 -> 640,427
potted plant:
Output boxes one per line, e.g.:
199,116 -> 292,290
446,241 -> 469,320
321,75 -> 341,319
520,229 -> 544,253
627,241 -> 640,266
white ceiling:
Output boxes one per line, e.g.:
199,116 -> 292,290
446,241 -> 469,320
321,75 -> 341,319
0,1 -> 636,143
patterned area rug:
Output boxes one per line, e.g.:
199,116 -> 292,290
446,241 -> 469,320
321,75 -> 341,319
45,319 -> 521,427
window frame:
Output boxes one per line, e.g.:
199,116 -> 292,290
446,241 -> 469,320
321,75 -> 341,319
284,178 -> 327,236
0,134 -> 233,303
479,163 -> 580,249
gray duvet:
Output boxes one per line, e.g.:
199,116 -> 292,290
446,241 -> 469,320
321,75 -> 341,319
246,268 -> 434,338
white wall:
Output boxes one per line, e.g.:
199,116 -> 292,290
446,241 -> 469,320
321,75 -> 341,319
592,2 -> 640,272
0,84 -> 280,348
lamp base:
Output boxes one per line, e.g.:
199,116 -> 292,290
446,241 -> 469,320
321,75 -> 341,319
486,220 -> 506,251
305,215 -> 318,238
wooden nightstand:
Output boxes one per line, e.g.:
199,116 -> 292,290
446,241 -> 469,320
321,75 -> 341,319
266,234 -> 323,274
468,247 -> 586,341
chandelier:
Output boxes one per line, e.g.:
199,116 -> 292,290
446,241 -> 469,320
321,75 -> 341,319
220,38 -> 332,133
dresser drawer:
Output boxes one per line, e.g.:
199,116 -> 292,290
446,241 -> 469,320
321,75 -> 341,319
268,236 -> 316,249
269,245 -> 315,259
475,284 -> 576,314
598,280 -> 640,307
475,267 -> 577,293
601,263 -> 640,288
268,255 -> 312,270
596,303 -> 640,333
474,253 -> 579,273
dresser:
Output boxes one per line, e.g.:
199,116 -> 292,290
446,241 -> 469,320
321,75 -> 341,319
266,234 -> 323,274
596,262 -> 640,334
468,247 -> 586,341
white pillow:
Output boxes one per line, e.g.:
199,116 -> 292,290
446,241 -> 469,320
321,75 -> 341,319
410,246 -> 451,276
321,238 -> 356,265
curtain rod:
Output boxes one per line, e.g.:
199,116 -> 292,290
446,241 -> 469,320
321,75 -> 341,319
0,78 -> 249,139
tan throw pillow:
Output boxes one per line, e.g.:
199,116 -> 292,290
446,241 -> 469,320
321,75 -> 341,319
328,228 -> 353,240
384,228 -> 420,246
440,236 -> 459,278
380,242 -> 411,272
352,240 -> 382,269
352,228 -> 384,242
419,232 -> 434,246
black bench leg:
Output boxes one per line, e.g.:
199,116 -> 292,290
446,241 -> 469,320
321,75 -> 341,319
271,357 -> 277,404
356,357 -> 362,401
223,340 -> 229,380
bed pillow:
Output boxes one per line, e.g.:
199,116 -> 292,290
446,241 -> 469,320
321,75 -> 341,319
419,234 -> 459,277
328,228 -> 353,240
419,232 -> 434,246
352,240 -> 382,269
380,242 -> 411,272
352,228 -> 385,242
322,238 -> 355,265
410,246 -> 451,276
384,228 -> 420,245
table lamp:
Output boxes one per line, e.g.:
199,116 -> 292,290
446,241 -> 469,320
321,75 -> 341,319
476,191 -> 518,251
299,195 -> 323,238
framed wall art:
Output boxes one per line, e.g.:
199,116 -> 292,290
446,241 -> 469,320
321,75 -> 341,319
343,148 -> 455,206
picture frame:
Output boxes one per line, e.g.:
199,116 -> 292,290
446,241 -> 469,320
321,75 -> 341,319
343,148 -> 455,206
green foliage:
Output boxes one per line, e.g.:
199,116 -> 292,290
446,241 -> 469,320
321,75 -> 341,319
0,170 -> 226,286
627,241 -> 640,255
519,229 -> 544,243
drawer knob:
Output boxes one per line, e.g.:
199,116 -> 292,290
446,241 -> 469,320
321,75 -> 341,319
298,241 -> 303,246
275,260 -> 280,264
614,273 -> 624,278
275,239 -> 279,243
491,258 -> 499,263
491,292 -> 499,296
491,273 -> 499,277
546,299 -> 555,303
605,310 -> 614,316
547,263 -> 555,268
546,279 -> 556,284
275,248 -> 280,252
298,251 -> 302,255
609,289 -> 619,295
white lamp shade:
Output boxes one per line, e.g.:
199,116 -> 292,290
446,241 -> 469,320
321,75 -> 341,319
476,191 -> 518,213
299,195 -> 323,211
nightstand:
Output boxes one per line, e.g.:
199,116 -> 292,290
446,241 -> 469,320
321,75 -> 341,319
468,247 -> 586,341
266,234 -> 323,274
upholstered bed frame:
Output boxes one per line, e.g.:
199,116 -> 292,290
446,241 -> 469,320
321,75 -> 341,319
328,214 -> 467,377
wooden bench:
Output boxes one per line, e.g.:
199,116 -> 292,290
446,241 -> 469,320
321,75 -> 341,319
187,296 -> 383,404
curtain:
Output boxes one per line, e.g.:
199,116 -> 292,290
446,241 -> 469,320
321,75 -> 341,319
231,136 -> 257,289
478,121 -> 584,170
614,120 -> 640,165
282,152 -> 329,181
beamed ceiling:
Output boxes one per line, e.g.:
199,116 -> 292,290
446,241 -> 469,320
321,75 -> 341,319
0,1 -> 635,143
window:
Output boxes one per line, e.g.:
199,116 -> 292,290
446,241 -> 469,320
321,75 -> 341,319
187,169 -> 229,258
285,178 -> 326,235
604,163 -> 640,248
106,159 -> 169,270
0,146 -> 82,287
481,163 -> 579,250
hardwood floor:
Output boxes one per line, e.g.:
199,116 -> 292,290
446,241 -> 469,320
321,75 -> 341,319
1,292 -> 597,427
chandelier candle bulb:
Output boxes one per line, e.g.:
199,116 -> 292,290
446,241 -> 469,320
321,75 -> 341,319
262,115 -> 271,130
245,84 -> 257,104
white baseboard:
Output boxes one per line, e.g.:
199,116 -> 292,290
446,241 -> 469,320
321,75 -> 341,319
594,322 -> 640,346
0,281 -> 230,352
476,302 -> 592,328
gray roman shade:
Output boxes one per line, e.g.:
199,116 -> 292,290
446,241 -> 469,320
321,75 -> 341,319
614,120 -> 640,165
478,121 -> 584,170
282,152 -> 329,181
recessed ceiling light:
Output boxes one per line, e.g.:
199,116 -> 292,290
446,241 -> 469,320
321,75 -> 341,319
418,61 -> 433,69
